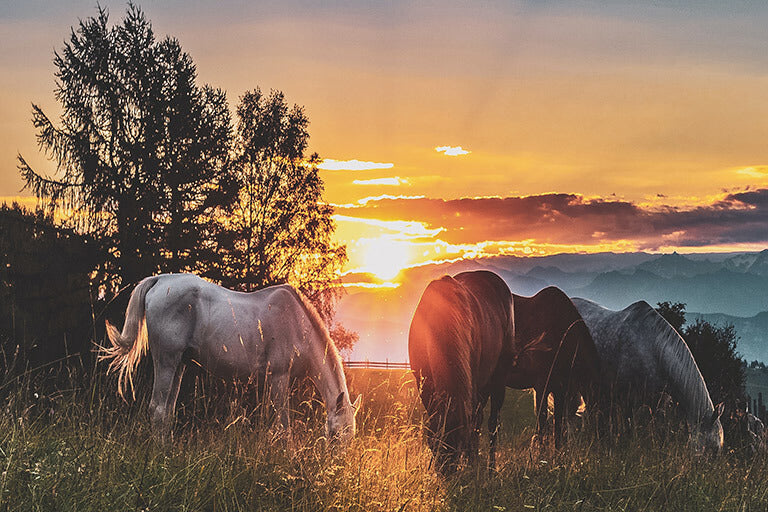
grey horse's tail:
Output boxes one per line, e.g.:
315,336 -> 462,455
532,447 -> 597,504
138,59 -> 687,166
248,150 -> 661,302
99,276 -> 159,399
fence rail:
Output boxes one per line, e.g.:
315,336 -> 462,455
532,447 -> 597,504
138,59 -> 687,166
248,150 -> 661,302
343,360 -> 410,370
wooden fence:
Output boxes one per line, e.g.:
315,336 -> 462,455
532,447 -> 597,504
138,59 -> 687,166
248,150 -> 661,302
748,392 -> 768,425
344,360 -> 411,370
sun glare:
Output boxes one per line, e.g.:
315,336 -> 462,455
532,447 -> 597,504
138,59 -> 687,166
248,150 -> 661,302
360,237 -> 412,281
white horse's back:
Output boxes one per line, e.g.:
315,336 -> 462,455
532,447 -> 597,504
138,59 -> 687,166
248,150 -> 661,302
572,298 -> 663,393
144,274 -> 311,380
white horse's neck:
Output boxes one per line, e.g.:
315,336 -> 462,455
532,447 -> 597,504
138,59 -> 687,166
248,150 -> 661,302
305,331 -> 350,417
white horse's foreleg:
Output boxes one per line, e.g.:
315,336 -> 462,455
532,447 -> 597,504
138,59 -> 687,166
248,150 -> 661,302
149,351 -> 183,438
267,373 -> 291,432
166,363 -> 186,420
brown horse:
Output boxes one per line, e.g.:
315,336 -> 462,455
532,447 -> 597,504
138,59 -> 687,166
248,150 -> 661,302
408,271 -> 512,470
489,287 -> 603,461
410,271 -> 603,470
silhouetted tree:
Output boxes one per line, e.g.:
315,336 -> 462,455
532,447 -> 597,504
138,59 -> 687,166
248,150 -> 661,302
220,89 -> 347,317
684,319 -> 746,412
0,203 -> 100,367
656,301 -> 686,332
18,4 -> 236,287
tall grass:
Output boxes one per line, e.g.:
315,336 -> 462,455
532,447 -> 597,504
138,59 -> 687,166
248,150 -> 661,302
2,362 -> 768,511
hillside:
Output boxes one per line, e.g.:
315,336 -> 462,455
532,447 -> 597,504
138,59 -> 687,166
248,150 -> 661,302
572,269 -> 768,316
339,250 -> 768,363
691,311 -> 768,363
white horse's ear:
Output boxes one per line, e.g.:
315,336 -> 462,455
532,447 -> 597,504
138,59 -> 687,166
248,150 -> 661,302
352,394 -> 362,415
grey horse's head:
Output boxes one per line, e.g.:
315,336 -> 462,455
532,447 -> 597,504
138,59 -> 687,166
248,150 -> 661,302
326,392 -> 361,447
692,402 -> 725,454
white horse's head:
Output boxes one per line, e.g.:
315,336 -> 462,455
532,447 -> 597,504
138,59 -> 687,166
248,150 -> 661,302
693,402 -> 725,454
327,392 -> 361,446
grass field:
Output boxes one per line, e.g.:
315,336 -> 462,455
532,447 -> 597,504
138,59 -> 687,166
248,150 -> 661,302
2,364 -> 768,511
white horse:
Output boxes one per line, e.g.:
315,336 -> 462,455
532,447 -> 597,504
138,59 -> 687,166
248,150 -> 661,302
101,274 -> 359,444
572,297 -> 724,452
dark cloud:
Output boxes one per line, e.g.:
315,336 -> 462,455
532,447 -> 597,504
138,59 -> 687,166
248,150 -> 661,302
335,190 -> 768,249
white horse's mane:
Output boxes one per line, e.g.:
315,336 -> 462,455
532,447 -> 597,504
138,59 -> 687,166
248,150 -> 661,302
627,301 -> 715,424
285,286 -> 347,392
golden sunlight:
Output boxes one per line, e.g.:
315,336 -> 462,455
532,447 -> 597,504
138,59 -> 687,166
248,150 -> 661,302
359,236 -> 412,280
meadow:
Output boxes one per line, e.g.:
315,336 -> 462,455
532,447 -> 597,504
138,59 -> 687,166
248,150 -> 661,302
2,363 -> 768,511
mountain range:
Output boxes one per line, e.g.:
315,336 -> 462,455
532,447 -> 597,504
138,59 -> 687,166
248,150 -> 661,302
337,250 -> 768,363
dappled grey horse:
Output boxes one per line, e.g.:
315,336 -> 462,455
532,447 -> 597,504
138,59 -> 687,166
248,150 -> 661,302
101,273 -> 359,443
572,298 -> 723,452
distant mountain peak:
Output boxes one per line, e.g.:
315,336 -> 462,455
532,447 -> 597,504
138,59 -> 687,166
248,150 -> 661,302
636,252 -> 716,279
747,249 -> 768,276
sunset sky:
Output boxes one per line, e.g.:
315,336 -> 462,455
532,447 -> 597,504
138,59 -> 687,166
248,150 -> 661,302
3,1 -> 768,280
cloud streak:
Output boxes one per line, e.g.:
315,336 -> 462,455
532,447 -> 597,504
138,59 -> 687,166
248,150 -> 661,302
353,177 -> 409,186
435,145 -> 471,156
318,159 -> 394,171
333,189 -> 768,252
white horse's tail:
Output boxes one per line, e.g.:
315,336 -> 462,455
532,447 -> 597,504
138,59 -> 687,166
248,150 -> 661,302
99,276 -> 159,399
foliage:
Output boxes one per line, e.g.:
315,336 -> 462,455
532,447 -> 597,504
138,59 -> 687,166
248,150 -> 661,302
14,4 -> 355,357
17,4 -> 236,286
328,323 -> 359,356
656,300 -> 686,332
684,319 -> 746,411
2,365 -> 768,511
219,89 -> 346,303
0,204 -> 100,366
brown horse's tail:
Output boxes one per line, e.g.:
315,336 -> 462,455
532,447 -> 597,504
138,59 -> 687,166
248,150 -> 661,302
99,276 -> 159,399
558,317 -> 603,417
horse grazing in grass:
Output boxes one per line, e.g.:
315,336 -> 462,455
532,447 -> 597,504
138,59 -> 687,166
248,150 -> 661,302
100,274 -> 360,444
408,271 -> 512,470
572,298 -> 723,453
489,286 -> 603,461
409,271 -> 602,470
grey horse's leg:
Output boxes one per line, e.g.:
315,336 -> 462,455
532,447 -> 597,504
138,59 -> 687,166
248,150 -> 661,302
488,387 -> 505,470
149,350 -> 184,439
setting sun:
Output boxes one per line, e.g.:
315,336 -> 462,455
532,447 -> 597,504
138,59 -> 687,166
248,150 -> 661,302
359,237 -> 412,281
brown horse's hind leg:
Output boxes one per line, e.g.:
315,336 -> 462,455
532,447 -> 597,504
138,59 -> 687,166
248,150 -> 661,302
488,387 -> 505,470
553,392 -> 566,449
470,397 -> 486,465
149,350 -> 184,439
534,387 -> 549,442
